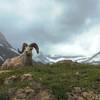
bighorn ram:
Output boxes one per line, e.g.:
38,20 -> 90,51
1,43 -> 39,69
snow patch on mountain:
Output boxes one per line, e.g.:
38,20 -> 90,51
0,44 -> 4,47
9,48 -> 19,54
84,51 -> 100,64
0,56 -> 4,61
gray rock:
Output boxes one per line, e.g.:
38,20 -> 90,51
21,74 -> 33,81
4,75 -> 19,85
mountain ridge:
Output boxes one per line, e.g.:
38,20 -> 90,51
0,32 -> 18,65
0,33 -> 88,65
84,51 -> 100,64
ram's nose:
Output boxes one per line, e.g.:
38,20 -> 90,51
26,51 -> 31,56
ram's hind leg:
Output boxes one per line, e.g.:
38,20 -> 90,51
1,59 -> 11,70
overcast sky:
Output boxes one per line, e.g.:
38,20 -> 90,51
0,0 -> 100,56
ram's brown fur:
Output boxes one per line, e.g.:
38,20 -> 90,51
1,43 -> 39,69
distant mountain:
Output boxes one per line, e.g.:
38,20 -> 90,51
2,32 -> 100,65
0,32 -> 18,65
33,52 -> 51,64
0,32 -> 12,48
84,51 -> 100,64
34,52 -> 86,64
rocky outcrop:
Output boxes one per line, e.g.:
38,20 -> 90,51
3,74 -> 57,100
67,87 -> 100,100
4,74 -> 33,85
20,73 -> 33,81
57,60 -> 74,64
11,87 -> 56,100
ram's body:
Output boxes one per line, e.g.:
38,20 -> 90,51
1,43 -> 39,69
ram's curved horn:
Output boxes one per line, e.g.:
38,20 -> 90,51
29,43 -> 39,54
18,43 -> 28,54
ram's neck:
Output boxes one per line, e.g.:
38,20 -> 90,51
20,53 -> 33,66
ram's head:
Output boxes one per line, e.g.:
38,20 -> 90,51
18,43 -> 39,56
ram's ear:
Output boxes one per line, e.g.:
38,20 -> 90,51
18,43 -> 28,54
29,43 -> 39,54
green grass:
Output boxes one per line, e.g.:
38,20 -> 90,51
0,63 -> 100,99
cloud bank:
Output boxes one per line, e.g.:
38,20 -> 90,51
0,0 -> 100,56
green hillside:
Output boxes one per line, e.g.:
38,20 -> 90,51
0,62 -> 100,99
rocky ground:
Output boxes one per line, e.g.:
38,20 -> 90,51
0,73 -> 99,100
67,87 -> 100,100
0,73 -> 56,100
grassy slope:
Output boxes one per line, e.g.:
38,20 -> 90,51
0,63 -> 100,99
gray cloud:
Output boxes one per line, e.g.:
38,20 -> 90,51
0,0 -> 100,55
58,0 -> 100,33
